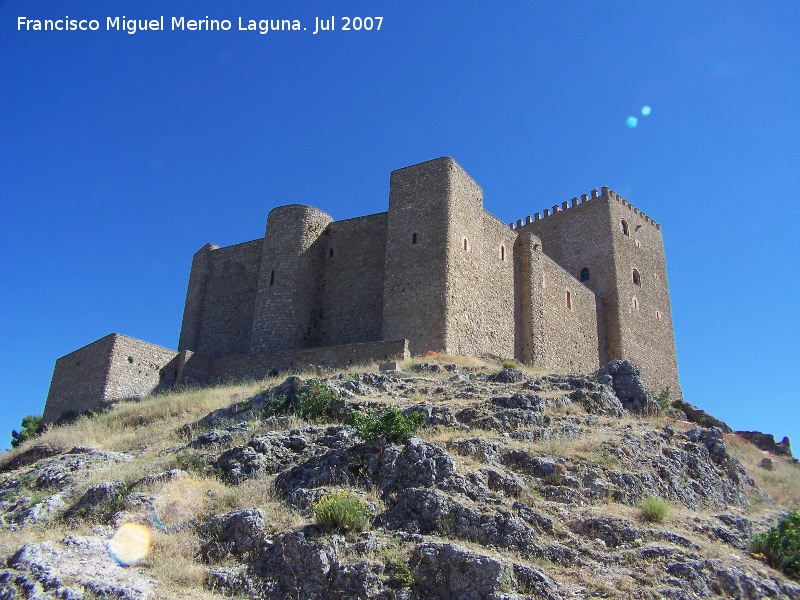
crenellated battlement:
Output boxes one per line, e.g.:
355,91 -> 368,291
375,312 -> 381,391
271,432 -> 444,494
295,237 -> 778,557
509,186 -> 660,231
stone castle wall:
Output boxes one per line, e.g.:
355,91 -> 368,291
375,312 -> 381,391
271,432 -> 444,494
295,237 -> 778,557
444,158 -> 517,359
540,254 -> 599,373
43,334 -> 175,423
180,239 -> 263,358
319,213 -> 387,347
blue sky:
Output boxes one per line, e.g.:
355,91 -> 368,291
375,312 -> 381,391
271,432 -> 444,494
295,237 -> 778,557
2,1 -> 798,451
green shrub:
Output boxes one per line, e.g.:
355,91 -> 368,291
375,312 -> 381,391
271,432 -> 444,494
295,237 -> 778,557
750,511 -> 800,580
11,414 -> 43,448
313,491 -> 370,532
297,380 -> 339,422
349,406 -> 425,442
501,359 -> 519,369
640,496 -> 670,523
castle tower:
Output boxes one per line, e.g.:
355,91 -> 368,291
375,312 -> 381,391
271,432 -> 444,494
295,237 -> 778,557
382,157 -> 517,358
520,189 -> 681,397
249,204 -> 333,353
382,159 -> 452,355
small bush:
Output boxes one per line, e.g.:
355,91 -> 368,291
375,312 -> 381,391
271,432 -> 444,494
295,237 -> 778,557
750,511 -> 800,580
652,387 -> 671,413
349,406 -> 425,442
640,496 -> 669,523
11,415 -> 43,448
501,359 -> 519,369
313,491 -> 370,532
297,380 -> 339,422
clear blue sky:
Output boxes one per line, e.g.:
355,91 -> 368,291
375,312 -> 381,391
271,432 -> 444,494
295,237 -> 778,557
2,1 -> 798,451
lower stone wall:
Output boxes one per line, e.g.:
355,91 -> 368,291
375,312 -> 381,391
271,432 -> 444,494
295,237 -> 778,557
207,339 -> 410,383
43,334 -> 177,424
104,335 -> 177,402
540,256 -> 599,373
43,335 -> 116,424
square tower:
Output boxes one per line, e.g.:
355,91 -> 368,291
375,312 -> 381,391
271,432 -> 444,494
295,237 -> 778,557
521,189 -> 681,397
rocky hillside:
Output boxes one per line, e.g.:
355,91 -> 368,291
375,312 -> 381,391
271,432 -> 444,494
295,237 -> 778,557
1,358 -> 798,599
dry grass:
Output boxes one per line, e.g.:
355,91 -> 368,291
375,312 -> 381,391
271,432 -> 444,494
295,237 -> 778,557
205,474 -> 306,532
724,433 -> 800,510
1,382 -> 272,462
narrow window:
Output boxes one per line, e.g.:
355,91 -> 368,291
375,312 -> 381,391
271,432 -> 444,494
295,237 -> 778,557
656,310 -> 663,321
621,219 -> 629,236
566,290 -> 572,310
579,267 -> 590,282
412,232 -> 417,245
654,272 -> 661,282
632,297 -> 639,309
269,270 -> 275,286
329,248 -> 334,258
500,245 -> 505,261
632,269 -> 641,286
463,238 -> 468,251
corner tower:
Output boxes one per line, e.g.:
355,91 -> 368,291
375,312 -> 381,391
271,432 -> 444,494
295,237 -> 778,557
520,188 -> 681,397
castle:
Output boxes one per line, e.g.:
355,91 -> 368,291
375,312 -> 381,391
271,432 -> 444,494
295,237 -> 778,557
43,157 -> 681,423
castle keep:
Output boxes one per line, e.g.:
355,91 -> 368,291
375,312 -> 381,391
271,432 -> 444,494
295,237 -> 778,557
43,157 -> 681,423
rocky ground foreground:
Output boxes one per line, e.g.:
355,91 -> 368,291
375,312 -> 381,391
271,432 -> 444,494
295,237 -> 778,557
0,358 -> 798,599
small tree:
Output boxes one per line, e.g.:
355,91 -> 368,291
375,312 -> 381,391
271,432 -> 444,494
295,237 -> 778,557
11,414 -> 43,448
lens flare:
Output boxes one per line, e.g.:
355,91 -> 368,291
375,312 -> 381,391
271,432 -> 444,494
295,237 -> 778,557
150,478 -> 208,531
641,106 -> 651,116
108,523 -> 150,566
626,116 -> 638,128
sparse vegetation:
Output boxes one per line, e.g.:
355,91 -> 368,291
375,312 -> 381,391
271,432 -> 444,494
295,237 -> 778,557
349,406 -> 425,442
750,511 -> 800,580
640,496 -> 670,523
313,491 -> 371,532
297,380 -> 340,422
501,359 -> 520,369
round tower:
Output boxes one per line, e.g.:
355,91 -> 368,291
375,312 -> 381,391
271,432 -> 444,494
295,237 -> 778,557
250,204 -> 333,353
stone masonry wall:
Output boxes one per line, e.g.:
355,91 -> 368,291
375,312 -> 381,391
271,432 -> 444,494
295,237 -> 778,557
540,255 -> 599,373
250,205 -> 333,354
44,334 -> 176,424
103,335 -> 177,403
319,213 -> 387,347
192,239 -> 263,358
207,339 -> 409,383
178,243 -> 216,353
519,191 -> 618,364
443,158 -> 517,359
43,334 -> 116,424
513,233 -> 544,365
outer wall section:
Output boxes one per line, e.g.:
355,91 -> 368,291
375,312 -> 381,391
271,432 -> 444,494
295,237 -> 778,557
521,193 -> 618,364
319,213 -> 387,346
382,159 -> 450,355
43,334 -> 176,424
444,160 -> 516,358
104,335 -> 177,403
250,205 -> 333,354
43,334 -> 115,424
179,239 -> 263,358
540,255 -> 599,373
